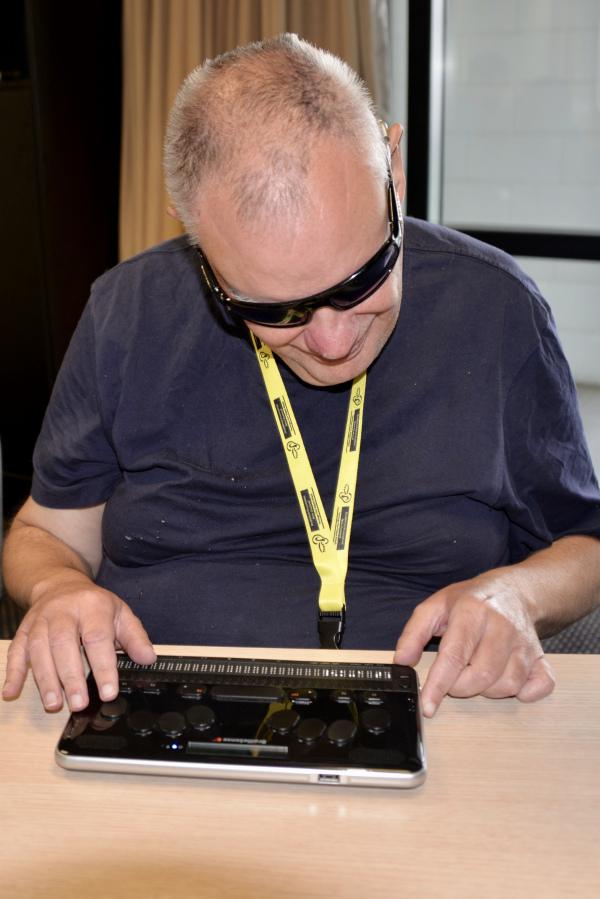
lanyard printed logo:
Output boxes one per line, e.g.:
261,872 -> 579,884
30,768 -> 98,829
250,333 -> 366,621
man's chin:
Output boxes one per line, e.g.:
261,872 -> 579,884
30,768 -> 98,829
270,308 -> 399,386
280,348 -> 371,387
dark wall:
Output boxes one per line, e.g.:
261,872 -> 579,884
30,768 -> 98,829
0,0 -> 122,515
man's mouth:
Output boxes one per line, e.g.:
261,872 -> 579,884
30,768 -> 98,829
305,330 -> 368,365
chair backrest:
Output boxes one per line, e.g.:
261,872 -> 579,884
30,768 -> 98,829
541,606 -> 600,654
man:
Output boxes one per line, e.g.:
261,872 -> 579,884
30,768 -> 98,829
4,34 -> 600,720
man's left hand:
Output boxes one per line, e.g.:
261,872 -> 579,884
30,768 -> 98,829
393,573 -> 556,717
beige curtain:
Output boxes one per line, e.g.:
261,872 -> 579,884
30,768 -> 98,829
120,0 -> 391,261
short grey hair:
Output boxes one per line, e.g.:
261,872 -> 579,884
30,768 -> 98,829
164,33 -> 389,243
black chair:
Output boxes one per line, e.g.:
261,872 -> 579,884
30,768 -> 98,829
0,437 -> 25,638
0,434 -> 3,597
541,606 -> 600,654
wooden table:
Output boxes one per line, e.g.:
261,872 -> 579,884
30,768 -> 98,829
1,641 -> 599,898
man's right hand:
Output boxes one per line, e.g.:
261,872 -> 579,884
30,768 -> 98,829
3,570 -> 156,711
2,497 -> 156,711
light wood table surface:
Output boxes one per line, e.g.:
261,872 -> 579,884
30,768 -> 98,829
1,641 -> 599,898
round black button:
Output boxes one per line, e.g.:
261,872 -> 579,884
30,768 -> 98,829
159,711 -> 186,737
128,709 -> 156,735
361,708 -> 391,735
176,683 -> 207,700
268,709 -> 301,735
331,689 -> 354,704
100,696 -> 128,720
295,718 -> 326,744
327,719 -> 358,746
187,705 -> 216,731
360,691 -> 385,706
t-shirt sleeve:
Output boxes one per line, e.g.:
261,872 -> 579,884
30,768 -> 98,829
32,301 -> 122,509
499,305 -> 600,561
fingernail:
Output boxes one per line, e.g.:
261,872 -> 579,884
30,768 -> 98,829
2,679 -> 10,696
423,701 -> 437,718
69,692 -> 86,711
99,684 -> 117,701
44,691 -> 59,708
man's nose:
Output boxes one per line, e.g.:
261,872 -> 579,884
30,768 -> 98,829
302,305 -> 362,359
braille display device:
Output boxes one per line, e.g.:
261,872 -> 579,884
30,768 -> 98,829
56,654 -> 426,788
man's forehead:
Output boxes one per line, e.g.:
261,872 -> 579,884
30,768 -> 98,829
195,140 -> 382,244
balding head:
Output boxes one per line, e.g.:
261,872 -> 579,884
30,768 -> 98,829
164,33 -> 389,243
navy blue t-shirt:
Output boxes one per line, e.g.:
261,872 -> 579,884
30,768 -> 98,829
32,219 -> 600,649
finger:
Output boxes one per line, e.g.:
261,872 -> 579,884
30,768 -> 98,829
516,655 -> 556,704
419,610 -> 485,716
452,651 -> 527,701
41,611 -> 90,711
446,626 -> 517,699
80,611 -> 121,703
3,626 -> 32,700
442,636 -> 554,704
22,612 -> 81,711
81,599 -> 155,702
420,652 -> 466,717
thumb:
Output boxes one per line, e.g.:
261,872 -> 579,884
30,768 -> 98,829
394,595 -> 446,665
114,603 -> 157,666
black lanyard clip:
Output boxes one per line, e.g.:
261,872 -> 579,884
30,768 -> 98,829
318,609 -> 345,649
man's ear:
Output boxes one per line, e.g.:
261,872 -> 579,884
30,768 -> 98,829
166,204 -> 181,221
387,123 -> 406,204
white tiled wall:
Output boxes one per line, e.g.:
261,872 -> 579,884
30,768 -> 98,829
515,256 -> 600,384
439,0 -> 600,384
442,0 -> 600,232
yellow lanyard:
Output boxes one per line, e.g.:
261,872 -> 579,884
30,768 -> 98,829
250,332 -> 366,647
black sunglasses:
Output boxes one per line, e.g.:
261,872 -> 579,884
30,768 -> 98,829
197,173 -> 402,328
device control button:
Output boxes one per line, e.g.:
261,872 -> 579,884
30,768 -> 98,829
128,710 -> 157,735
295,718 -> 326,744
331,689 -> 354,704
176,684 -> 207,700
268,709 -> 301,734
327,719 -> 358,746
210,685 -> 284,703
290,689 -> 316,705
360,691 -> 385,706
159,711 -> 187,737
138,682 -> 166,695
187,705 -> 217,731
100,696 -> 129,720
361,708 -> 392,735
117,682 -> 136,695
